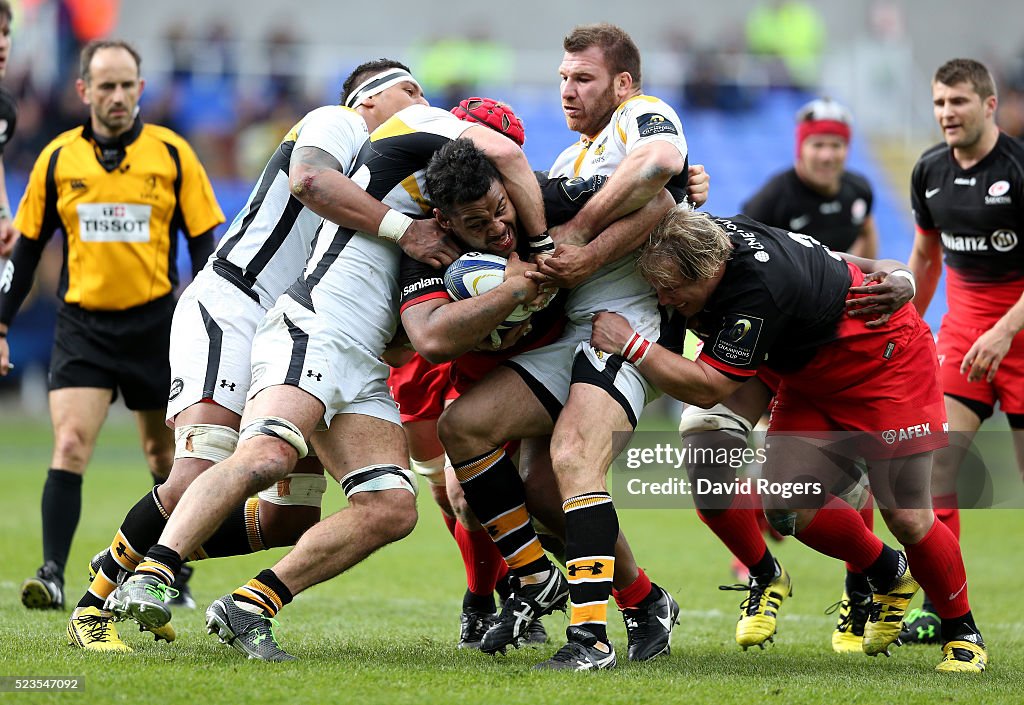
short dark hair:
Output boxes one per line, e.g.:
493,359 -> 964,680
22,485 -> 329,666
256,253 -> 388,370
563,23 -> 642,87
340,58 -> 412,105
80,39 -> 142,83
934,58 -> 997,100
425,138 -> 501,214
0,1 -> 13,23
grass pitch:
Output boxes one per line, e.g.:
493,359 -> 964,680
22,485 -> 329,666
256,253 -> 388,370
1,413 -> 1021,704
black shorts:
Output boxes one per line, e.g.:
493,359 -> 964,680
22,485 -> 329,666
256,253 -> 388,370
49,295 -> 174,411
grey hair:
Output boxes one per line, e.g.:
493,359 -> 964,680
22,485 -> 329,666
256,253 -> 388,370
638,206 -> 732,286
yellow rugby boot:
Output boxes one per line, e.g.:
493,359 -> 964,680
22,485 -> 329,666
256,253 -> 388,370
863,556 -> 919,656
936,635 -> 987,673
828,590 -> 871,653
67,607 -> 131,652
721,560 -> 792,650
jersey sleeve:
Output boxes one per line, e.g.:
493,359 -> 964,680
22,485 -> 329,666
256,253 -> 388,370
293,106 -> 369,170
12,141 -> 61,241
174,138 -> 226,238
399,254 -> 450,313
618,97 -> 688,161
696,290 -> 787,380
910,158 -> 936,232
540,174 -> 607,226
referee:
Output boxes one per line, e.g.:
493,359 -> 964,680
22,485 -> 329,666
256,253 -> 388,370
0,40 -> 224,610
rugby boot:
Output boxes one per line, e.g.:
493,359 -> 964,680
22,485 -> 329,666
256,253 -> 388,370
936,632 -> 987,673
622,583 -> 680,661
900,606 -> 942,645
458,608 -> 496,649
480,569 -> 569,654
105,574 -> 177,631
720,559 -> 792,649
21,561 -> 64,610
827,589 -> 871,653
534,626 -> 616,671
205,595 -> 296,662
67,607 -> 131,652
863,557 -> 919,656
523,617 -> 549,646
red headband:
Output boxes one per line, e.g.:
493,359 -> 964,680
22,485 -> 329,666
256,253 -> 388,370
796,119 -> 851,157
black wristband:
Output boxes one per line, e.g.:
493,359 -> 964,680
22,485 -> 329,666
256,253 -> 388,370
527,231 -> 555,255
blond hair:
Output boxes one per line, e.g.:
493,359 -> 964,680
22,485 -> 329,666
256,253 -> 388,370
638,206 -> 732,286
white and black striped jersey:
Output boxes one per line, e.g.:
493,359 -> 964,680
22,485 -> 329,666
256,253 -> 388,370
285,105 -> 474,350
211,105 -> 368,308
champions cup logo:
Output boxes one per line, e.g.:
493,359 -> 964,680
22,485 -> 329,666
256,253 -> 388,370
882,429 -> 897,444
727,319 -> 752,343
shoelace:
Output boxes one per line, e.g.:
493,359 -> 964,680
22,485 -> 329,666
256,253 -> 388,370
719,581 -> 768,617
142,580 -> 180,603
622,610 -> 647,646
79,614 -> 116,641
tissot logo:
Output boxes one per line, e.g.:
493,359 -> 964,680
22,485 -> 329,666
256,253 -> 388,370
77,202 -> 152,243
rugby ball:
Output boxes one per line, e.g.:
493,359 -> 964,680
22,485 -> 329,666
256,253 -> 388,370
443,252 -> 532,329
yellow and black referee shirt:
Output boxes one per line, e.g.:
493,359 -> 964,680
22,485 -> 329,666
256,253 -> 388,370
13,118 -> 225,311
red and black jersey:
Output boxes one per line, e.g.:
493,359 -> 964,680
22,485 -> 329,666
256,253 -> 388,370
692,215 -> 852,380
741,168 -> 873,253
911,133 -> 1024,285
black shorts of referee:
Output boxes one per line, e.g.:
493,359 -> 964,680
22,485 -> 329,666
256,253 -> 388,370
49,294 -> 174,410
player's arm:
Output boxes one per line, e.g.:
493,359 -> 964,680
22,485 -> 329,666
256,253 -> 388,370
551,141 -> 685,246
462,124 -> 547,241
907,228 -> 943,315
289,146 -> 460,267
0,159 -> 15,257
185,229 -> 216,277
0,233 -> 46,375
590,311 -> 742,407
961,292 -> 1024,383
848,214 -> 879,259
532,189 -> 675,289
401,253 -> 540,363
842,252 -> 916,327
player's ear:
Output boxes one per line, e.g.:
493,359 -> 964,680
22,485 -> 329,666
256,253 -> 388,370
615,71 -> 632,96
433,208 -> 452,231
75,78 -> 88,104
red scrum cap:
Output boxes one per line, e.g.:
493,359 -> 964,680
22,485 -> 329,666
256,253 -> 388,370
795,97 -> 853,156
451,97 -> 526,147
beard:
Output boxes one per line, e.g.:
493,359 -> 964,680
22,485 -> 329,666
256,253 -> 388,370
565,83 -> 619,137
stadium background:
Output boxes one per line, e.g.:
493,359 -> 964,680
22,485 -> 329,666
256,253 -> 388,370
1,3 -> 1023,701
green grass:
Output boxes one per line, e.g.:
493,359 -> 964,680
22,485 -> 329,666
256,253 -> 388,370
1,414 -> 1021,704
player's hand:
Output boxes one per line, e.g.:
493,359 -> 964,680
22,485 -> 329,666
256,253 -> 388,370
0,220 -> 16,257
503,252 -> 538,281
399,219 -> 462,268
686,164 -> 710,208
527,244 -> 597,289
845,271 -> 914,328
0,336 -> 12,376
961,326 -> 1015,382
473,321 -> 532,352
590,311 -> 632,355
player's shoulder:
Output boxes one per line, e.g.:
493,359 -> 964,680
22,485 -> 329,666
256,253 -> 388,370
142,123 -> 200,154
302,104 -> 363,125
615,94 -> 681,123
915,141 -> 948,169
995,132 -> 1024,166
37,126 -> 84,161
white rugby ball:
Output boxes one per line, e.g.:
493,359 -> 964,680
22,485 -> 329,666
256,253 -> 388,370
443,252 -> 532,329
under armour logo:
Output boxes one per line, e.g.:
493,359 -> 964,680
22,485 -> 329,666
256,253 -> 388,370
306,370 -> 322,381
115,542 -> 128,558
71,179 -> 86,190
252,632 -> 267,645
917,624 -> 936,640
219,379 -> 236,391
567,561 -> 605,577
486,526 -> 499,538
